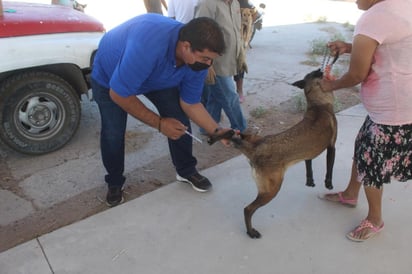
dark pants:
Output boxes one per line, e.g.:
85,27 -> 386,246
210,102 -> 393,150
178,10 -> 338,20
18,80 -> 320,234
91,79 -> 197,187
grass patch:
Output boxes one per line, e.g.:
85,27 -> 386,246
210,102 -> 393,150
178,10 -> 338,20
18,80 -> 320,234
300,59 -> 321,67
343,21 -> 355,32
310,38 -> 329,55
316,16 -> 328,23
250,106 -> 268,119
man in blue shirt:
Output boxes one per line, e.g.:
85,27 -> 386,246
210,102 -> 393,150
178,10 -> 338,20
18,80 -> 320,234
91,15 -> 230,207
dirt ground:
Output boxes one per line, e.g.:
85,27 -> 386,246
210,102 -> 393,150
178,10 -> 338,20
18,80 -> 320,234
0,85 -> 360,252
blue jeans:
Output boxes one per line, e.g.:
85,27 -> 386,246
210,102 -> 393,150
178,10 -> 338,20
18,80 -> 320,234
91,79 -> 198,187
202,75 -> 247,132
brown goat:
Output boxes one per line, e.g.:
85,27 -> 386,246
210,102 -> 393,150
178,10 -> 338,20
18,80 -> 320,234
208,69 -> 337,238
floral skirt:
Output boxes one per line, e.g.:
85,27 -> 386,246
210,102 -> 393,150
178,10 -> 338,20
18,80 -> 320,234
354,116 -> 412,188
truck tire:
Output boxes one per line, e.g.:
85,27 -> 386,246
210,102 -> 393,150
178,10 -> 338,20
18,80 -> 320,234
0,71 -> 81,155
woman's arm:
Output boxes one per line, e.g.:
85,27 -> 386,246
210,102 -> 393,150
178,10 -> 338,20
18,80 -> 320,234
322,35 -> 378,92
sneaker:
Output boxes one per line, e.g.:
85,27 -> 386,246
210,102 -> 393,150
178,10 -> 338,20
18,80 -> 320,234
106,186 -> 124,207
176,173 -> 212,192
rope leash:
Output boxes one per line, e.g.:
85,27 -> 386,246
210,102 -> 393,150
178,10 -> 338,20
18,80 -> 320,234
321,47 -> 339,80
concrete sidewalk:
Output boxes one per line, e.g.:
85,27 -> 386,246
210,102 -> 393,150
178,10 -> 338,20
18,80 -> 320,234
1,104 -> 412,274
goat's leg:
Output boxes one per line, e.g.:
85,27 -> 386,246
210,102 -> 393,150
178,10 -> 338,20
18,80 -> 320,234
324,146 -> 335,189
245,171 -> 283,238
305,159 -> 315,187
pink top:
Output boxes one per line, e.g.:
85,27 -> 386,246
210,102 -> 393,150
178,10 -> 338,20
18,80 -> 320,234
354,0 -> 412,125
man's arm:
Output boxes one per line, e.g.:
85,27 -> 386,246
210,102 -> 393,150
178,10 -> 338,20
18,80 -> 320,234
161,0 -> 168,11
143,0 -> 151,12
109,89 -> 187,140
179,100 -> 220,134
322,35 -> 378,92
180,100 -> 235,146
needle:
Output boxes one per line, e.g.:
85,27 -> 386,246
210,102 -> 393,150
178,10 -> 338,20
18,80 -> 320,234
185,130 -> 203,144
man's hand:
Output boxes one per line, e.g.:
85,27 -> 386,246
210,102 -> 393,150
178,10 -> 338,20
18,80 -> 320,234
207,128 -> 239,146
159,117 -> 187,140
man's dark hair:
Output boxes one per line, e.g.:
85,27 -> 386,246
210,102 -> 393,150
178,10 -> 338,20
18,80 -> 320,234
179,17 -> 225,55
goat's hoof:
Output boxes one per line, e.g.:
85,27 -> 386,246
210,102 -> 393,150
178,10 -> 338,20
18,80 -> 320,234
325,180 -> 333,190
306,179 -> 315,187
247,228 -> 262,239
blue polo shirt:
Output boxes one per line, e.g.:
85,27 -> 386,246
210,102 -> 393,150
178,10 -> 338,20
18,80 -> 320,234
92,14 -> 208,104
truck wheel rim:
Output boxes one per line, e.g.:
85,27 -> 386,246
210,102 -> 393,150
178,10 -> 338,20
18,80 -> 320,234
15,94 -> 65,140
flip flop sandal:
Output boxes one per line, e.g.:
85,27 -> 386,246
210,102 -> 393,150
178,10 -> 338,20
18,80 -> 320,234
318,191 -> 358,207
346,219 -> 384,242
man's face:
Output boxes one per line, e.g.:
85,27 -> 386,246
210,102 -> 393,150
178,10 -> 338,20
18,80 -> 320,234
183,43 -> 219,71
189,48 -> 217,67
182,41 -> 218,66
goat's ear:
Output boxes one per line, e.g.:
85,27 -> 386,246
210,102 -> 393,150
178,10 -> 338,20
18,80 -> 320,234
291,80 -> 305,89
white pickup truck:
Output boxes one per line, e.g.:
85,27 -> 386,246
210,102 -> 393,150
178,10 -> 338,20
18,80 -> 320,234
0,1 -> 105,154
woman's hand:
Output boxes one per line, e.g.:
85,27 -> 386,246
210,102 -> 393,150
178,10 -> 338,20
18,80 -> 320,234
328,40 -> 352,55
320,78 -> 335,93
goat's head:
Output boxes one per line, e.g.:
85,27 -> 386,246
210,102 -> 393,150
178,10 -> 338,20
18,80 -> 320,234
291,69 -> 334,107
291,69 -> 323,91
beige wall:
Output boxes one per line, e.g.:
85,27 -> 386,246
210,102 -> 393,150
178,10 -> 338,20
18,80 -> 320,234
0,0 -> 3,17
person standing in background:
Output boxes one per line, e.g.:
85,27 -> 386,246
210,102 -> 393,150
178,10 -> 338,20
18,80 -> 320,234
144,0 -> 168,14
195,0 -> 247,133
234,0 -> 258,103
168,0 -> 199,24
